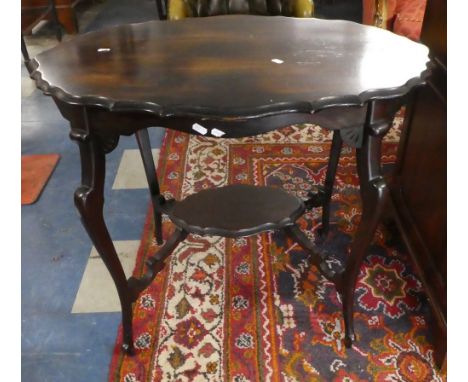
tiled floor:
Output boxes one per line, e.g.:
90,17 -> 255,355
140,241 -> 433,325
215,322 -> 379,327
72,240 -> 141,314
21,2 -> 165,380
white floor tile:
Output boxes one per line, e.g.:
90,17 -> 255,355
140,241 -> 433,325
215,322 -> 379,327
71,240 -> 140,313
21,76 -> 37,98
112,149 -> 160,190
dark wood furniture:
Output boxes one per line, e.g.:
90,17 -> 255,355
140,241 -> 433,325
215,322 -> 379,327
389,0 -> 446,368
145,0 -> 368,249
145,0 -> 314,240
21,0 -> 88,34
29,15 -> 429,354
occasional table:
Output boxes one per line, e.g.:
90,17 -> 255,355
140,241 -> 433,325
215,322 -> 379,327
30,15 -> 430,354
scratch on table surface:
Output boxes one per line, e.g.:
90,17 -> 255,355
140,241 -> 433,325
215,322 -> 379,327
296,61 -> 321,65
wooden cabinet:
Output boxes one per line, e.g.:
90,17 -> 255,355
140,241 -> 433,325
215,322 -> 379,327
389,0 -> 446,368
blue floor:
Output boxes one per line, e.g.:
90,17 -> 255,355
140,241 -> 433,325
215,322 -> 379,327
21,2 -> 164,380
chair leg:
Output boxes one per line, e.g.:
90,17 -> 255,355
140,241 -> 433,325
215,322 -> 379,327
21,34 -> 31,73
320,130 -> 343,237
155,0 -> 166,20
49,0 -> 63,42
136,129 -> 164,245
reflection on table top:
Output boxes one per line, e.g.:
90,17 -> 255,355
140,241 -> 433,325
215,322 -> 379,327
31,15 -> 430,119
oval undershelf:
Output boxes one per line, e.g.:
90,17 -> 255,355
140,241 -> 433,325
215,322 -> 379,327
162,184 -> 305,238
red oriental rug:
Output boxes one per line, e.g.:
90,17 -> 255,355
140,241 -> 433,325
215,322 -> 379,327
109,121 -> 446,381
21,154 -> 60,205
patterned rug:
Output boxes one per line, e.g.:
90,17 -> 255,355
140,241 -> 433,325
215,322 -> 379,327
109,120 -> 446,381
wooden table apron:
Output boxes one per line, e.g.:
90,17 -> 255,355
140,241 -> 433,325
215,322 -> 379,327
29,15 -> 430,354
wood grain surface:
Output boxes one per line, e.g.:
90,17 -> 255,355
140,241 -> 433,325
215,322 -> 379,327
31,15 -> 430,119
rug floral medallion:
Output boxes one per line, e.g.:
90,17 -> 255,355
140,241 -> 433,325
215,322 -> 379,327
109,118 -> 445,382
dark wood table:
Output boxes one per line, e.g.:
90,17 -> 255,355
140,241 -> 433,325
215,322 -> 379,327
30,15 -> 430,354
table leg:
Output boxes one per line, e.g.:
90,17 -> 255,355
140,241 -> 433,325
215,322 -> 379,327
69,109 -> 188,354
71,131 -> 136,354
136,129 -> 164,245
304,130 -> 343,238
341,100 -> 397,347
320,131 -> 343,237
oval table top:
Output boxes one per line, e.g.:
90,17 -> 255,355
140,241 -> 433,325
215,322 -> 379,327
31,15 -> 430,119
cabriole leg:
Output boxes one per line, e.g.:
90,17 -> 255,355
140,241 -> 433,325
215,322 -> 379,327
340,100 -> 398,347
70,108 -> 135,354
